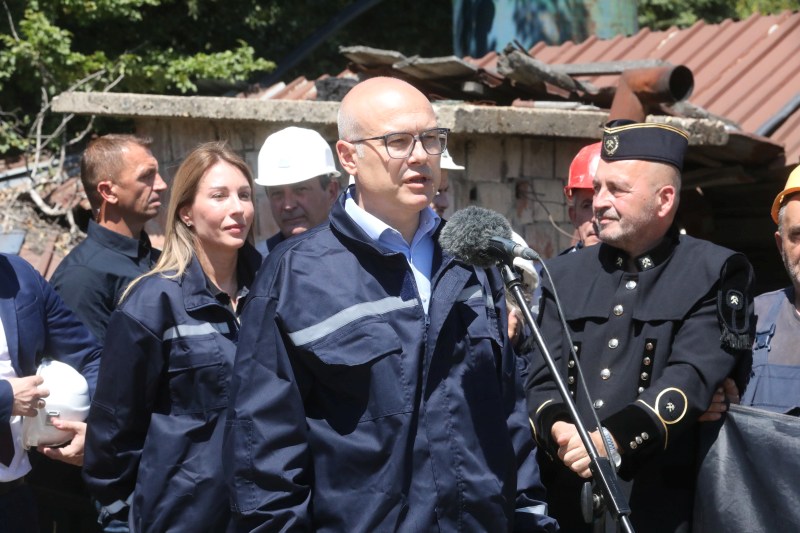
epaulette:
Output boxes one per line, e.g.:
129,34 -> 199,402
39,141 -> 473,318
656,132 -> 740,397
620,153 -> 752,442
717,254 -> 754,350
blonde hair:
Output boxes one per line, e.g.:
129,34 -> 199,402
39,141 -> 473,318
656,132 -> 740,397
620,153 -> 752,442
120,141 -> 254,302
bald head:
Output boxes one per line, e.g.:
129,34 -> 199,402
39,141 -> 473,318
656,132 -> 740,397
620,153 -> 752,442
335,76 -> 442,242
338,77 -> 434,142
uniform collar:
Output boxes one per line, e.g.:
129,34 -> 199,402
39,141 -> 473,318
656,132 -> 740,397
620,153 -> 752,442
331,185 -> 442,256
599,226 -> 680,272
87,219 -> 153,260
342,186 -> 441,247
182,242 -> 261,312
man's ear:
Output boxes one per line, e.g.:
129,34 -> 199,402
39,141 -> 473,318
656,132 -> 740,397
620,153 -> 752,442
97,180 -> 119,205
656,184 -> 676,218
336,140 -> 358,176
775,229 -> 784,257
567,205 -> 578,226
326,179 -> 341,203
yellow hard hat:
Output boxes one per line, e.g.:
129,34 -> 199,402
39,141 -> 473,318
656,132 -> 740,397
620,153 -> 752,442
771,165 -> 800,224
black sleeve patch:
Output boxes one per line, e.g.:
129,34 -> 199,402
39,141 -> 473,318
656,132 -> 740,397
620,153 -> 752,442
717,254 -> 754,350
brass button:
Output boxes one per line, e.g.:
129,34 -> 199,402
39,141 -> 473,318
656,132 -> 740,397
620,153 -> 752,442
630,441 -> 638,450
593,399 -> 604,409
645,342 -> 654,351
613,305 -> 623,316
635,436 -> 643,445
643,357 -> 652,366
638,386 -> 645,393
640,372 -> 650,381
608,338 -> 619,349
641,432 -> 649,440
568,359 -> 575,368
568,376 -> 575,384
626,280 -> 637,290
600,368 -> 611,380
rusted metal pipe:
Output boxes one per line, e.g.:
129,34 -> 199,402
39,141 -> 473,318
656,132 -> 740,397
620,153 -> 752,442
608,65 -> 694,122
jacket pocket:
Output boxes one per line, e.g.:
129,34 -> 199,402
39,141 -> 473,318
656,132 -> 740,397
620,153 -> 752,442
167,336 -> 228,415
456,296 -> 505,400
301,318 -> 410,424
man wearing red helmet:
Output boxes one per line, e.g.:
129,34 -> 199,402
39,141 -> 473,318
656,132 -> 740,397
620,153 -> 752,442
562,142 -> 601,253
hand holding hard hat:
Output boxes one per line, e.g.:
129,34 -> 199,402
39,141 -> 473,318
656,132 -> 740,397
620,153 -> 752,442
39,418 -> 86,466
9,374 -> 48,417
22,359 -> 90,451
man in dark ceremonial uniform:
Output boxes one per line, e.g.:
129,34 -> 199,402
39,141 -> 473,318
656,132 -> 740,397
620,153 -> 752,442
525,120 -> 754,532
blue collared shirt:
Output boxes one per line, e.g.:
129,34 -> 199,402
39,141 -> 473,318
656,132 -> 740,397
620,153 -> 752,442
344,190 -> 440,313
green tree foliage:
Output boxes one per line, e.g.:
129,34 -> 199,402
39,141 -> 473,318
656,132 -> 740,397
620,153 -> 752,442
0,0 -> 454,155
638,0 -> 798,31
0,0 -> 273,154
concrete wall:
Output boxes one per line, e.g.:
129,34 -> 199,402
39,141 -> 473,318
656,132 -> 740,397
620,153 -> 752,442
52,92 -> 733,259
53,91 -> 787,291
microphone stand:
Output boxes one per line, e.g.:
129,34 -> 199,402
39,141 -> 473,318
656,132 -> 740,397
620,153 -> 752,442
500,264 -> 635,533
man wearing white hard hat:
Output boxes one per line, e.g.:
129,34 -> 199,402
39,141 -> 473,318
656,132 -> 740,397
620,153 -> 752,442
430,148 -> 464,217
255,127 -> 341,255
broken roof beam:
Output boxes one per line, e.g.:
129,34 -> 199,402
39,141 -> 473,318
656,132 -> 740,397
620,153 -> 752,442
497,47 -> 592,96
557,59 -> 670,77
341,45 -> 503,103
392,55 -> 478,80
339,46 -> 406,67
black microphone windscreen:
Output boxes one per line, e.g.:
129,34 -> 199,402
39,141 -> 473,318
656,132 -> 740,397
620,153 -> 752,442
439,206 -> 513,268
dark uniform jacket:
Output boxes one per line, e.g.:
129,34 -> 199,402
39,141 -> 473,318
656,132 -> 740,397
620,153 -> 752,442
224,194 -> 556,532
50,220 -> 159,343
526,228 -> 753,532
83,244 -> 261,532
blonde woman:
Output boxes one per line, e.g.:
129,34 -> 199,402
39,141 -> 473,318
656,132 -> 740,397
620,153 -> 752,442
83,142 -> 261,532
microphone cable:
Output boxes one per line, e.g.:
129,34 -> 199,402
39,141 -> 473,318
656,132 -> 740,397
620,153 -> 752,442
535,258 -> 618,467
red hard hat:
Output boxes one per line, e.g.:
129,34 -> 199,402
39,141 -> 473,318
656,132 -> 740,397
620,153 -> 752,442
564,142 -> 601,200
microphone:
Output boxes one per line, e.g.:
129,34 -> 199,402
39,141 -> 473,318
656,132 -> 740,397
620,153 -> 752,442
487,236 -> 541,262
439,206 -> 541,267
439,206 -> 513,268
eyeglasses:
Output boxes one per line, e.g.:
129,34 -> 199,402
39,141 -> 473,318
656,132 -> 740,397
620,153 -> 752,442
349,127 -> 449,159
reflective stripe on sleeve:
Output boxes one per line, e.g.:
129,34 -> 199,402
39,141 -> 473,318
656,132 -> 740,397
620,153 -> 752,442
457,284 -> 495,309
287,296 -> 416,346
163,322 -> 230,341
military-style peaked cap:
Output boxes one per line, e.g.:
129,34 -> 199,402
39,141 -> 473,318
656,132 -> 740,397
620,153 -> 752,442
601,120 -> 689,170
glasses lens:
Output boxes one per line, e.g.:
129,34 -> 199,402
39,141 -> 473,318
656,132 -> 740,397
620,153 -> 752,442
384,133 -> 414,158
420,129 -> 447,155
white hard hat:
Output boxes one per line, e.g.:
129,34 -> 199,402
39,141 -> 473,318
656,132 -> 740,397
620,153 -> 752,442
256,127 -> 341,187
511,231 -> 539,291
22,359 -> 90,449
441,148 -> 464,171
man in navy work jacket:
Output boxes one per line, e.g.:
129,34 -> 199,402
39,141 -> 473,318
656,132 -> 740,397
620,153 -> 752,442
526,120 -> 754,532
0,253 -> 100,532
50,134 -> 166,344
224,77 -> 557,532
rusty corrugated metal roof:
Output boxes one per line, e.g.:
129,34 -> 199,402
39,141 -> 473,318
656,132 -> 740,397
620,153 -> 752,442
530,11 -> 800,163
241,10 -> 800,165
